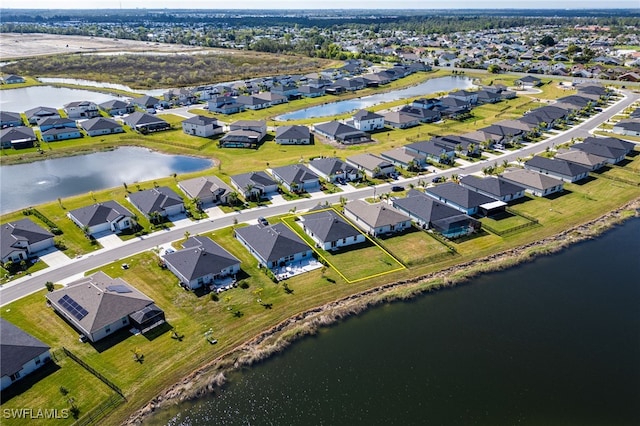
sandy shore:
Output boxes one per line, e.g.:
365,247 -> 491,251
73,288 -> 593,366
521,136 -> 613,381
122,197 -> 640,425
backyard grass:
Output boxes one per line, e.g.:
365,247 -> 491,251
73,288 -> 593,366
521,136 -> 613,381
480,210 -> 537,234
375,226 -> 453,266
281,211 -> 404,283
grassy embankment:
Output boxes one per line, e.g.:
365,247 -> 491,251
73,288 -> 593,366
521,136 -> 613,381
1,145 -> 639,425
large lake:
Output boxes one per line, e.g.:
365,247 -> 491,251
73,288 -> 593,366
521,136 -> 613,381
150,218 -> 640,425
276,76 -> 475,121
0,147 -> 212,214
0,85 -> 127,113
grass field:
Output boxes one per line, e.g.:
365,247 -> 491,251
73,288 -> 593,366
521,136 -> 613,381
376,226 -> 453,266
480,210 -> 537,234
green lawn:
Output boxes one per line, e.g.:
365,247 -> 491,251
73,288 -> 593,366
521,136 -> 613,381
281,211 -> 404,282
480,210 -> 537,234
376,226 -> 453,266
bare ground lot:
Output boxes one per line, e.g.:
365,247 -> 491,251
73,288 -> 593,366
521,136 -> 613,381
0,33 -> 220,60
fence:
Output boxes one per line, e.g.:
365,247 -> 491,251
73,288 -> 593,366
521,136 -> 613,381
73,394 -> 124,426
61,347 -> 125,399
481,208 -> 540,237
591,172 -> 640,186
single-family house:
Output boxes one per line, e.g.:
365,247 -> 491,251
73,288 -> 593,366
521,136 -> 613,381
229,120 -> 267,139
230,171 -> 279,200
524,156 -> 591,183
432,135 -> 481,156
181,115 -> 223,138
235,222 -> 313,270
25,107 -> 60,125
346,153 -> 396,178
436,97 -> 472,118
178,175 -> 233,206
405,140 -> 456,164
254,92 -> 288,106
122,112 -> 170,133
163,236 -> 240,290
130,95 -> 163,111
1,218 -> 54,264
449,90 -> 478,105
344,200 -> 412,237
555,150 -> 608,171
352,110 -> 385,131
476,124 -> 525,146
99,99 -> 135,116
128,186 -> 184,219
275,125 -> 311,145
80,117 -> 125,136
0,319 -> 51,391
398,106 -> 441,123
500,169 -> 564,197
0,126 -> 37,149
63,101 -> 100,119
555,95 -> 595,112
313,121 -> 371,145
475,89 -> 503,104
391,190 -> 480,238
39,118 -> 82,142
300,209 -> 365,251
570,142 -> 626,164
219,130 -> 264,148
207,97 -> 245,114
459,175 -> 526,203
308,157 -> 361,183
380,147 -> 427,170
612,120 -> 640,137
271,84 -> 299,99
0,111 -> 23,128
425,182 -> 498,215
520,106 -> 569,129
270,164 -> 320,193
298,85 -> 325,98
515,75 -> 542,88
383,111 -> 421,129
46,272 -> 165,342
335,78 -> 366,91
236,95 -> 272,110
582,136 -> 635,156
1,74 -> 25,84
67,201 -> 136,236
163,88 -> 196,105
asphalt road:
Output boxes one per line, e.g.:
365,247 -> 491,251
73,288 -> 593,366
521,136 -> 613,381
1,89 -> 637,306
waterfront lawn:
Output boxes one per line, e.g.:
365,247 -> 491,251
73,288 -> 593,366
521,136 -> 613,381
480,211 -> 534,234
376,227 -> 453,266
600,164 -> 640,185
281,214 -> 404,282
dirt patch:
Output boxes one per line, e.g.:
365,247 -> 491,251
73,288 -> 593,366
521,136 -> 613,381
0,33 -> 216,60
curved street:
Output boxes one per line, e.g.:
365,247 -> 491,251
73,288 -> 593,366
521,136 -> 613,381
1,89 -> 638,307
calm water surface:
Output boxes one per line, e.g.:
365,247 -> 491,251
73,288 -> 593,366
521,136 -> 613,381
0,147 -> 212,214
37,78 -> 166,97
0,85 -> 127,112
151,218 -> 640,426
276,76 -> 474,120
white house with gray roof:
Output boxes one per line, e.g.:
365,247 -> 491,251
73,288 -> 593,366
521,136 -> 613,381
346,153 -> 396,178
352,110 -> 385,131
555,150 -> 607,171
425,182 -> 498,215
63,101 -> 100,119
500,169 -> 564,197
459,175 -> 526,203
1,319 -> 51,391
1,218 -> 54,264
308,157 -> 361,183
178,176 -> 233,206
46,272 -> 165,342
300,209 -> 365,251
163,236 -> 240,290
344,200 -> 411,237
270,164 -> 320,192
128,186 -> 184,219
99,99 -> 134,116
275,125 -> 311,145
80,117 -> 124,137
524,156 -> 591,183
122,112 -> 170,133
181,115 -> 223,138
231,171 -> 279,199
0,126 -> 37,149
67,201 -> 136,236
235,222 -> 313,269
24,106 -> 60,125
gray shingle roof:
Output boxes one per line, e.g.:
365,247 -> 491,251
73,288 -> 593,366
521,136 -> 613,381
1,218 -> 53,260
123,111 -> 169,127
231,171 -> 277,192
460,175 -> 526,198
0,126 -> 36,144
525,156 -> 590,178
426,182 -> 495,209
571,142 -> 626,160
271,164 -> 319,186
178,176 -> 232,201
45,272 -> 155,335
68,201 -> 134,228
128,186 -> 183,216
345,200 -> 409,228
181,115 -> 220,127
302,209 -> 361,243
80,117 -> 123,132
0,319 -> 50,378
308,157 -> 356,177
275,125 -> 310,140
583,136 -> 635,154
392,190 -> 463,223
163,236 -> 240,281
500,168 -> 563,190
235,223 -> 310,263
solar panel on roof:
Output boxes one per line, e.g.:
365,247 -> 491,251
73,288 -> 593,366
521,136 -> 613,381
106,284 -> 132,294
58,294 -> 88,320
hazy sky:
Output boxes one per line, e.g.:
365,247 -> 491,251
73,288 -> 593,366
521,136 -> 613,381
1,0 -> 639,9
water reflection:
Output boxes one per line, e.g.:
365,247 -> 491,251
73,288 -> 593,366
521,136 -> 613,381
0,85 -> 127,112
0,147 -> 212,214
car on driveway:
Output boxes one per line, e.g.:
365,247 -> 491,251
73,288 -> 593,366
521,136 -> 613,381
258,216 -> 269,226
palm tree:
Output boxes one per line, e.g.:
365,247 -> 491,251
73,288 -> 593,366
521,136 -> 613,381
244,184 -> 256,201
227,192 -> 239,206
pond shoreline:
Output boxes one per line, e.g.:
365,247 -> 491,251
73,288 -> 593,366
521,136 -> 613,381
125,197 -> 640,425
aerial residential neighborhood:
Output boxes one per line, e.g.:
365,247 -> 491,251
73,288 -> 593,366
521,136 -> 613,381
0,6 -> 639,426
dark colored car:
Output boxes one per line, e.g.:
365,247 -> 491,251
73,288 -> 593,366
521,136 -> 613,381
432,176 -> 445,183
391,185 -> 404,192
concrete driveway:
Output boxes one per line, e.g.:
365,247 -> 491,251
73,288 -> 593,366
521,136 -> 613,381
38,249 -> 73,268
